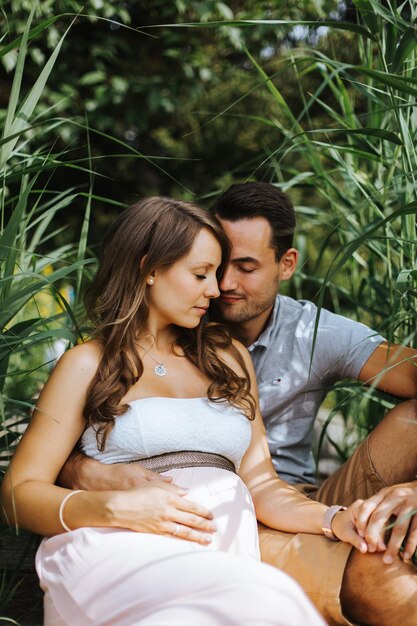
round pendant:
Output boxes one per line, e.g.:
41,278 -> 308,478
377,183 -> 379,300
154,364 -> 167,377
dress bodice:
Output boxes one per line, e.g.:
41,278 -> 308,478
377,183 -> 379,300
81,397 -> 252,470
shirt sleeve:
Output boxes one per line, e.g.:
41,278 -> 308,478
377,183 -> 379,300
309,307 -> 386,383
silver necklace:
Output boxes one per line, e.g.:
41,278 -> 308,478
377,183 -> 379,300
139,343 -> 171,377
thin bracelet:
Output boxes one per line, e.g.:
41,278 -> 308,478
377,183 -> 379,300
59,490 -> 85,532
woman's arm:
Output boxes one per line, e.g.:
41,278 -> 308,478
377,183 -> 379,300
1,341 -> 110,534
1,342 -> 216,543
231,341 -> 366,549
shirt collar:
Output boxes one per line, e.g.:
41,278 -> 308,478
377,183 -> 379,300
248,295 -> 280,352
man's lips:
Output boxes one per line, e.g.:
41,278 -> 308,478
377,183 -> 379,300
220,294 -> 244,304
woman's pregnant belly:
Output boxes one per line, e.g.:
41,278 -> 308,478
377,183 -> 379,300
163,466 -> 260,560
36,467 -> 260,591
36,466 -> 260,622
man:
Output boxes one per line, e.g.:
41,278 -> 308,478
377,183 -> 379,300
211,182 -> 417,625
61,182 -> 417,625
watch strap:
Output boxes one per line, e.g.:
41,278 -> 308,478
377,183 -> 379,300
322,505 -> 347,541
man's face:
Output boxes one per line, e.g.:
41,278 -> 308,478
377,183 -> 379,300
214,216 -> 297,324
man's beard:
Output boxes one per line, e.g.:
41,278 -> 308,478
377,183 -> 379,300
212,291 -> 277,324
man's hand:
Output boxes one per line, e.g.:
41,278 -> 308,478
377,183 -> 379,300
352,482 -> 417,564
57,448 -> 173,491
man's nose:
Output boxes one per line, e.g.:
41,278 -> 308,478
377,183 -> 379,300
219,266 -> 238,292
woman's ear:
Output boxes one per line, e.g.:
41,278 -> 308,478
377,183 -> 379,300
140,255 -> 155,285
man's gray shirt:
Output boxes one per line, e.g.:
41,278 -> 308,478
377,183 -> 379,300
248,295 -> 385,485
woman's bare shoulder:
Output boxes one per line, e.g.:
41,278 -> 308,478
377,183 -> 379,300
217,338 -> 252,375
34,341 -> 104,415
54,339 -> 102,378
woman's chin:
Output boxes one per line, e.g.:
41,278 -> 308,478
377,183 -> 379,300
174,317 -> 203,329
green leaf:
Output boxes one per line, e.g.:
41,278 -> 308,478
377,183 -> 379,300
0,17 -> 75,170
307,127 -> 403,145
392,268 -> 416,341
366,0 -> 412,32
0,259 -> 96,328
353,0 -> 379,33
392,28 -> 417,73
79,70 -> 107,86
75,117 -> 92,306
385,21 -> 398,68
0,177 -> 38,303
28,193 -> 79,252
308,202 -> 417,372
150,19 -> 375,41
345,63 -> 417,96
0,16 -> 60,60
1,3 -> 36,165
216,2 -> 234,20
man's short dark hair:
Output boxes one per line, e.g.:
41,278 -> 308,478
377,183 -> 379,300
213,182 -> 296,260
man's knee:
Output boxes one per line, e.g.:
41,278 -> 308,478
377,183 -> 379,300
367,399 -> 417,485
341,549 -> 417,625
383,399 -> 417,431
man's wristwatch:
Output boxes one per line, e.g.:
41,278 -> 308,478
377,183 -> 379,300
322,505 -> 347,541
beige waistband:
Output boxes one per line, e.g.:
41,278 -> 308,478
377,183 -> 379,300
127,451 -> 236,474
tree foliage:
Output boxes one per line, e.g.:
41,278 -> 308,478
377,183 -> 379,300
1,0 -> 345,237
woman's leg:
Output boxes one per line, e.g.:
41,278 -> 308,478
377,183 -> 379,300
38,528 -> 325,626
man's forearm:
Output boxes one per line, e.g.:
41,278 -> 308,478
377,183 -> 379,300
57,447 -> 172,491
57,447 -> 102,490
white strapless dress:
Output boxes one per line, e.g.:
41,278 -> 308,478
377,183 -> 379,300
36,398 -> 326,626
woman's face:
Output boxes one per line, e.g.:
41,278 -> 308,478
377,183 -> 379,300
146,228 -> 222,329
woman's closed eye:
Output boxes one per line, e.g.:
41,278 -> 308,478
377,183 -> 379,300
195,274 -> 207,280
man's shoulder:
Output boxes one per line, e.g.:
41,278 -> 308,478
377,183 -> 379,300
277,295 -> 355,327
275,295 -> 384,352
278,294 -> 315,312
274,296 -> 369,340
265,296 -> 320,347
276,295 -> 319,323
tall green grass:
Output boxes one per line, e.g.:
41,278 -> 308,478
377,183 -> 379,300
0,9 -> 95,618
238,0 -> 417,459
0,7 -> 93,475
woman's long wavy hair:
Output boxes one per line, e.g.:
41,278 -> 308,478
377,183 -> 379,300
83,196 -> 256,450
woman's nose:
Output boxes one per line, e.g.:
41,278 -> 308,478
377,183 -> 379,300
219,266 -> 238,292
205,278 -> 220,299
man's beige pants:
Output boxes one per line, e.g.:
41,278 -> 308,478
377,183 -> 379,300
259,435 -> 387,626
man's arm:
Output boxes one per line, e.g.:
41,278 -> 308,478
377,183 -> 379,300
358,342 -> 417,397
57,448 -> 172,491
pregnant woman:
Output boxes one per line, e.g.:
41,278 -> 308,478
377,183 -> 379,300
1,197 -> 364,625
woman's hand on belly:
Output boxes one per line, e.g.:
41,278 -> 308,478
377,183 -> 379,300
104,482 -> 217,545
